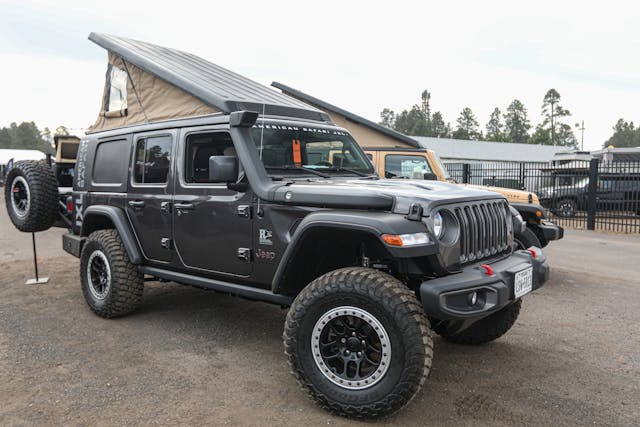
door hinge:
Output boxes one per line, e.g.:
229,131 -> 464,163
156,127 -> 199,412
237,205 -> 252,218
237,247 -> 252,261
160,238 -> 172,250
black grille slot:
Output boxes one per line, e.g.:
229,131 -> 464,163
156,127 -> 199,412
453,200 -> 510,265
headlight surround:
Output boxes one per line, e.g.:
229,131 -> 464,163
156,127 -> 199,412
432,209 -> 460,245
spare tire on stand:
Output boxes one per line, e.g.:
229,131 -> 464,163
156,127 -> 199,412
4,160 -> 59,232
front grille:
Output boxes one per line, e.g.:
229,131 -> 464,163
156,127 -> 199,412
452,200 -> 511,264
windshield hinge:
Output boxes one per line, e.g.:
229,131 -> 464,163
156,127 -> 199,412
405,203 -> 423,221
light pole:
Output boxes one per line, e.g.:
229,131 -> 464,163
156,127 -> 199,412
550,100 -> 556,146
575,121 -> 585,151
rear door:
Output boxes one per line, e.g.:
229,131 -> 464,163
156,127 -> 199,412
126,130 -> 176,263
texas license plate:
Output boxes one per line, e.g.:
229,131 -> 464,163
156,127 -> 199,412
514,267 -> 533,299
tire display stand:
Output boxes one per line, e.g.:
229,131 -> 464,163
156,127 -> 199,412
25,232 -> 49,285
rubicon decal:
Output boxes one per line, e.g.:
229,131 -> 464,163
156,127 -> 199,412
259,229 -> 273,245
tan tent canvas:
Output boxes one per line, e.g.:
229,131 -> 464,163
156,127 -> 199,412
89,52 -> 219,132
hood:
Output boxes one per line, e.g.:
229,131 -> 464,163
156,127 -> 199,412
273,178 -> 505,214
463,183 -> 539,204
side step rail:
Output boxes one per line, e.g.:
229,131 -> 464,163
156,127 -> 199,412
138,266 -> 293,307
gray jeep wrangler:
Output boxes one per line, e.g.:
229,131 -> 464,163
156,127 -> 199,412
3,33 -> 549,419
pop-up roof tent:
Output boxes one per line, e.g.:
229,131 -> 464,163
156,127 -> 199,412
88,33 -> 329,133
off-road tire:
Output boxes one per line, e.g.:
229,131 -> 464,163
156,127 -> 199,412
80,229 -> 143,318
4,160 -> 58,232
284,267 -> 433,419
433,299 -> 522,345
514,227 -> 542,250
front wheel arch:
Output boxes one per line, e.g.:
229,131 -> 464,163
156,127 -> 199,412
272,226 -> 393,297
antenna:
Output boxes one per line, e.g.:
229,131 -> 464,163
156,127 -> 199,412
259,102 -> 265,159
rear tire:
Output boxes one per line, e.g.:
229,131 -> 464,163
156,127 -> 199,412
433,299 -> 522,345
80,229 -> 144,318
4,160 -> 58,232
284,267 -> 433,419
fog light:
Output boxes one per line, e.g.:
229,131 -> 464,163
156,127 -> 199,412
469,291 -> 478,306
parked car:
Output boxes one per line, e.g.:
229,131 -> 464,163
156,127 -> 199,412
538,176 -> 640,217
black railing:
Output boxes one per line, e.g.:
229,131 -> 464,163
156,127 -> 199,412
445,159 -> 640,233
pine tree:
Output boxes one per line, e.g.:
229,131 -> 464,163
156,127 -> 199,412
503,100 -> 531,143
485,107 -> 506,141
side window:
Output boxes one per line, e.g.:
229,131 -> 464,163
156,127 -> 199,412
93,139 -> 128,185
105,64 -> 128,114
134,135 -> 172,184
185,132 -> 234,184
385,155 -> 432,179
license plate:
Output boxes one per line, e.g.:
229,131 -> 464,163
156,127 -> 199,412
514,267 -> 533,299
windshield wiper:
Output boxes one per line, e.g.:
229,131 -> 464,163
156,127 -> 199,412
326,167 -> 375,178
265,166 -> 331,179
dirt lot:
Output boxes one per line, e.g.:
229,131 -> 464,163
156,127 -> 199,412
1,198 -> 639,426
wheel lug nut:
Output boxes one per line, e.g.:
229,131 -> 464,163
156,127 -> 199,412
351,332 -> 356,336
345,350 -> 350,355
341,338 -> 346,343
357,352 -> 362,357
361,340 -> 366,346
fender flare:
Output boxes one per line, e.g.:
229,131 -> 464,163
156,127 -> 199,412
81,205 -> 143,264
271,210 -> 434,295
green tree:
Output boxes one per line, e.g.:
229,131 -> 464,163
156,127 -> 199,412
604,119 -> 640,148
393,105 -> 429,136
431,112 -> 450,138
453,107 -> 480,140
529,124 -> 551,145
503,99 -> 531,143
485,107 -> 506,141
0,121 -> 53,154
540,89 -> 575,147
379,108 -> 396,128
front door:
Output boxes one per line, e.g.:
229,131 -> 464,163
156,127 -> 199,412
172,129 -> 253,277
126,130 -> 176,263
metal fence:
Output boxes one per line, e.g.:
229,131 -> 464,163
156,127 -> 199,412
445,159 -> 640,233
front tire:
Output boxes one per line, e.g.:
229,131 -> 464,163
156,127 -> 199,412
433,299 -> 522,345
284,267 -> 433,419
514,227 -> 542,250
80,229 -> 144,318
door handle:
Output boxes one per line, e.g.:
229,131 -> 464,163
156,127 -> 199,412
175,202 -> 195,215
128,200 -> 145,209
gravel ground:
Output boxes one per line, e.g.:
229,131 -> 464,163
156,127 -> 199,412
1,198 -> 639,426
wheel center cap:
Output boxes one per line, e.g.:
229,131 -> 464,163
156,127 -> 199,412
346,337 -> 362,352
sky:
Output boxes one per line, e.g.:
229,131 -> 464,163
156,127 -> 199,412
0,0 -> 638,151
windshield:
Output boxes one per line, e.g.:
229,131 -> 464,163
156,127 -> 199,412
251,124 -> 375,177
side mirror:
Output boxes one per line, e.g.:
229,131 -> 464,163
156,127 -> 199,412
423,172 -> 438,181
209,156 -> 238,183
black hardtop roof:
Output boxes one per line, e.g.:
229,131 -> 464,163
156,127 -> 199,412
271,81 -> 420,148
89,33 -> 330,123
84,113 -> 349,140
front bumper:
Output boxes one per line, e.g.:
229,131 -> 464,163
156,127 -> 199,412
420,248 -> 549,323
537,220 -> 564,242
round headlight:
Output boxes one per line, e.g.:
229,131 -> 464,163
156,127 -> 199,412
433,211 -> 444,238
